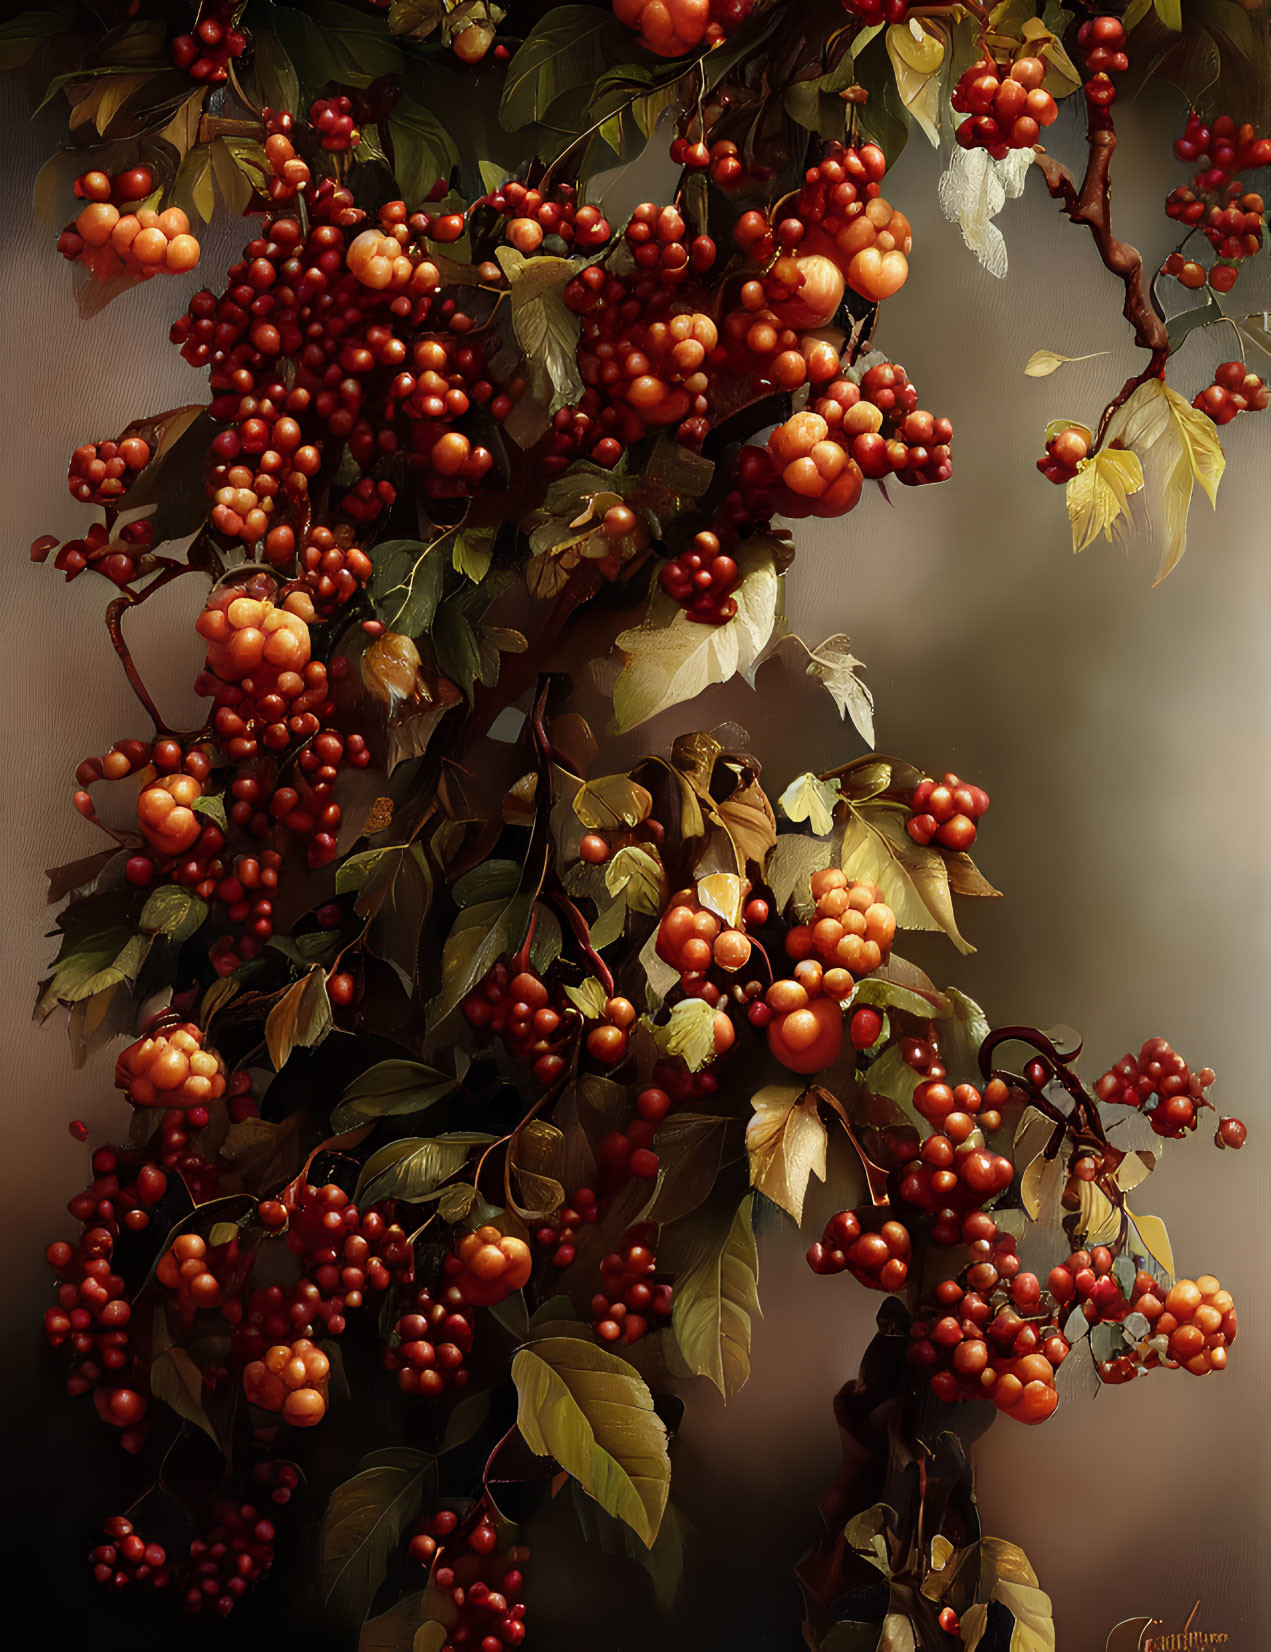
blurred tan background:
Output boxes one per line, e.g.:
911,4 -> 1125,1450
2,72 -> 1268,1649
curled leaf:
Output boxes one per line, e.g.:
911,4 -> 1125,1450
778,772 -> 841,837
1024,348 -> 1110,377
1065,448 -> 1145,553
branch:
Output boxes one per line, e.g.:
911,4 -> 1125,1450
1035,100 -> 1170,448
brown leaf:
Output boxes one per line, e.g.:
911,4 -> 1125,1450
265,967 -> 334,1070
716,771 -> 777,866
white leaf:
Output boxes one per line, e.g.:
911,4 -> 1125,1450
805,634 -> 875,746
938,147 -> 1032,279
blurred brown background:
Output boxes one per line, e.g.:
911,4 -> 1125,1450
2,71 -> 1267,1651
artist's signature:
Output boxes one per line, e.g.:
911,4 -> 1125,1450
1107,1601 -> 1230,1651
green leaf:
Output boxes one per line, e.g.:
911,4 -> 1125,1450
432,602 -> 484,703
784,45 -> 861,139
192,791 -> 228,831
265,966 -> 334,1070
389,97 -> 460,208
358,1592 -> 434,1652
243,26 -> 299,117
36,898 -> 146,1020
778,772 -> 841,837
939,988 -> 990,1085
664,1196 -> 759,1399
500,7 -> 622,132
453,525 -> 495,582
369,538 -> 449,635
570,1483 -> 689,1611
564,977 -> 609,1019
332,1062 -> 455,1131
268,0 -> 406,87
512,1337 -> 670,1546
354,1133 -> 494,1205
337,847 -> 404,898
1153,0 -> 1182,29
495,248 -> 584,414
140,885 -> 207,944
320,1449 -> 431,1627
428,894 -> 533,1031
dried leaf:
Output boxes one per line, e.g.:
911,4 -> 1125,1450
716,773 -> 777,865
265,966 -> 334,1070
611,540 -> 780,732
1065,448 -> 1145,553
745,1084 -> 826,1225
696,872 -> 745,929
804,635 -> 875,747
1106,378 -> 1225,581
1125,1207 -> 1174,1285
512,1337 -> 670,1547
1024,348 -> 1110,376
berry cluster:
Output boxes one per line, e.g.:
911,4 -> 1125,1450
157,1231 -> 230,1314
784,869 -> 896,981
114,1021 -> 227,1111
484,178 -> 612,253
905,772 -> 990,852
806,1209 -> 911,1291
309,96 -> 360,153
592,1236 -> 673,1343
408,1510 -> 529,1651
171,5 -> 247,81
67,436 -> 151,504
534,1186 -> 599,1269
1191,361 -> 1268,425
1036,425 -> 1090,484
1162,113 -> 1271,294
444,1225 -> 533,1307
894,1077 -> 1014,1215
953,56 -> 1058,155
90,1517 -> 171,1591
1093,1036 -> 1218,1139
612,0 -> 750,58
909,1248 -> 1066,1426
385,1285 -> 476,1395
1076,15 -> 1129,113
242,1337 -> 332,1426
656,886 -> 762,984
659,529 -> 741,623
58,164 -> 199,283
185,1499 -> 278,1616
462,962 -> 581,1085
735,365 -> 952,529
31,518 -> 154,585
595,1063 -> 720,1188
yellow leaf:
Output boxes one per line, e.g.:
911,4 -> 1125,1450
189,151 -> 215,226
1065,449 -> 1144,553
603,843 -> 666,916
745,1084 -> 827,1224
611,539 -> 780,732
1106,378 -> 1225,582
1024,348 -> 1109,377
1152,0 -> 1182,31
886,20 -> 946,146
651,998 -> 719,1072
778,772 -> 840,837
696,872 -> 745,929
1163,383 -> 1224,507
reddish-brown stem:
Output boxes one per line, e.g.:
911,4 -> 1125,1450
105,562 -> 204,734
1035,101 -> 1171,449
